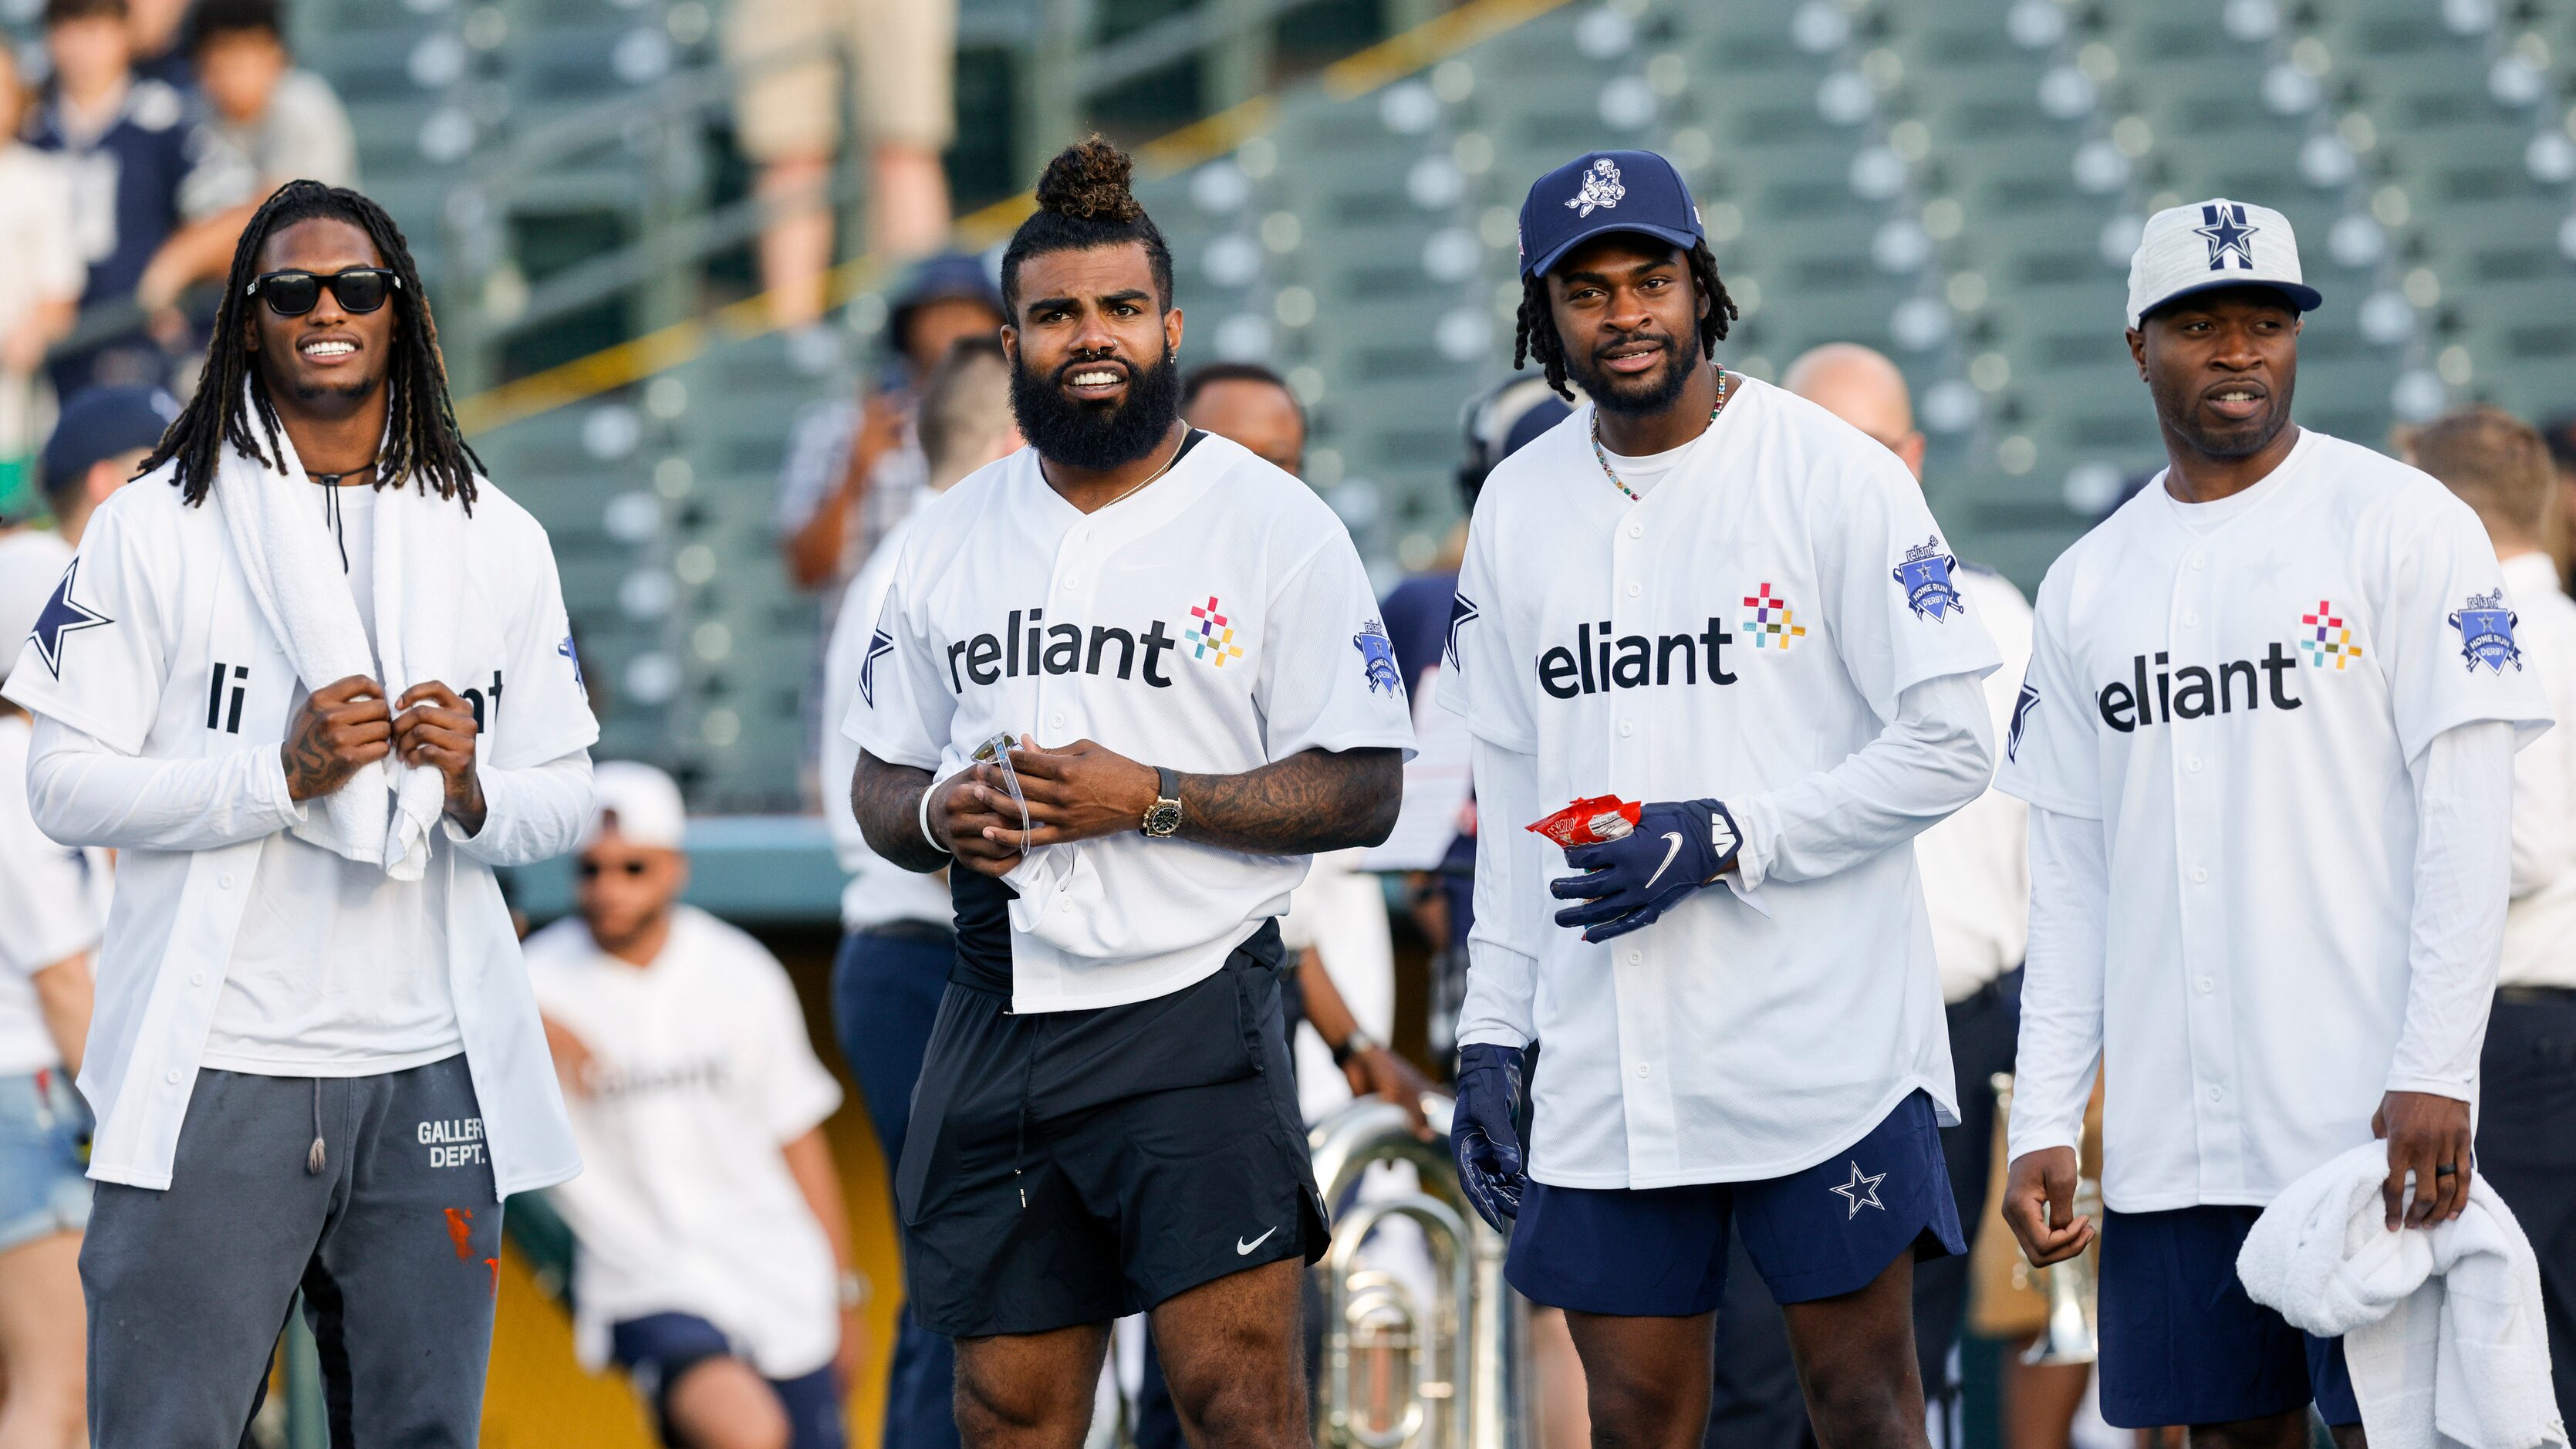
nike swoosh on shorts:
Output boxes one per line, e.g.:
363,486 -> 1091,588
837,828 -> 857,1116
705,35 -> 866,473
1237,1226 -> 1278,1255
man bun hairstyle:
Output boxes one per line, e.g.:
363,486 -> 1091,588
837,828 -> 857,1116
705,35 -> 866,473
1001,136 -> 1173,315
1512,238 -> 1738,401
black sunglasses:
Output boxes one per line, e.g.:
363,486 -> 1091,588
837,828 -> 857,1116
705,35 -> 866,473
246,267 -> 402,316
577,859 -> 650,880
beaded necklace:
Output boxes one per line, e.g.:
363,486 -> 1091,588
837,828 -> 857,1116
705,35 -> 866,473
1590,368 -> 1733,502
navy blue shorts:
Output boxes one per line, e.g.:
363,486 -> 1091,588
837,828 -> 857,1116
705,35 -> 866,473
2097,1207 -> 2358,1429
609,1312 -> 848,1449
1506,1089 -> 1965,1315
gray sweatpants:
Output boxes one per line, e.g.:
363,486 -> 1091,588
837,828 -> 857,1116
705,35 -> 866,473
82,1055 -> 505,1447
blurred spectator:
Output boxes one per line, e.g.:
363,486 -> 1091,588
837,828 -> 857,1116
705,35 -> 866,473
529,763 -> 860,1449
2540,415 -> 2576,589
728,0 -> 954,330
124,0 -> 194,86
2413,405 -> 2576,1430
38,384 -> 175,546
778,252 -> 1002,599
1180,359 -> 1434,1130
0,519 -> 107,1449
138,0 -> 357,313
819,332 -> 1015,1449
1787,341 -> 2037,1435
0,49 -> 83,521
29,0 -> 214,396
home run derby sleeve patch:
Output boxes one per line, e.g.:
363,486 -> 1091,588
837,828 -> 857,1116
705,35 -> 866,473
30,559 -> 113,678
559,633 -> 583,687
2449,590 -> 2524,673
1892,536 -> 1965,621
1354,618 -> 1402,695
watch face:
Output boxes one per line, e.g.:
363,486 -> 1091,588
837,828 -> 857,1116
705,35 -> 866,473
1143,802 -> 1183,837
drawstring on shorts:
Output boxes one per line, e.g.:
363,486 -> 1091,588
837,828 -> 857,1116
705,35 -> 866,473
307,1079 -> 326,1174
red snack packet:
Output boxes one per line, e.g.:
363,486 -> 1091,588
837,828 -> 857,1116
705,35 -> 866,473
1526,795 -> 1641,848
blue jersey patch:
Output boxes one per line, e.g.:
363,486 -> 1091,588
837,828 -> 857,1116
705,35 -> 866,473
1355,619 -> 1403,696
1892,535 -> 1965,621
558,633 -> 584,687
2449,591 -> 2524,674
859,628 -> 893,707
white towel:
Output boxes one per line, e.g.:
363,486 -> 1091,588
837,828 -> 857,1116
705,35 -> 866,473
2237,1140 -> 2568,1449
211,387 -> 463,880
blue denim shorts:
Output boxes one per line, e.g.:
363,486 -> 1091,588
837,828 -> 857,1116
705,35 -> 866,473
0,1069 -> 93,1251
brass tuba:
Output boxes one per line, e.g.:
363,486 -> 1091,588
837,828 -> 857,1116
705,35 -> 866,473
1989,1072 -> 2101,1366
1308,1094 -> 1527,1449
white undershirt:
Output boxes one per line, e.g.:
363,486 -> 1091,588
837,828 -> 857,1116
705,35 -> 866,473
1596,438 -> 1697,499
201,485 -> 464,1076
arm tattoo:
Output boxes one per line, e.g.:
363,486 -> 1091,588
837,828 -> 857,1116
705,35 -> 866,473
281,709 -> 340,802
1177,748 -> 1403,855
852,751 -> 948,872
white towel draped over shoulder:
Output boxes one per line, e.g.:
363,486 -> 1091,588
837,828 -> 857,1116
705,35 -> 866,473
211,389 -> 460,880
2237,1141 -> 2568,1449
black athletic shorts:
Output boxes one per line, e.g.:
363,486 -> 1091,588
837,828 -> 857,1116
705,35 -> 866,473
893,920 -> 1329,1338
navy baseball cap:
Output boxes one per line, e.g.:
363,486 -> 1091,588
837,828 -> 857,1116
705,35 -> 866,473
889,252 -> 1005,341
41,386 -> 177,495
1519,150 -> 1707,279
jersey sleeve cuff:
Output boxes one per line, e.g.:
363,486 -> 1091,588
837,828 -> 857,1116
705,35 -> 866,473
2004,1119 -> 2082,1163
852,726 -> 942,774
1991,775 -> 2104,821
2381,1072 -> 2474,1103
1454,1024 -> 1531,1052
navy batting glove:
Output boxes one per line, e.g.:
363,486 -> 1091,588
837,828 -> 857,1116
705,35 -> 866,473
1549,799 -> 1742,944
1451,1043 -> 1526,1231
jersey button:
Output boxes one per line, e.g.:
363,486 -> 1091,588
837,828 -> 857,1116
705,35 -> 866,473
1635,1062 -> 1650,1079
218,873 -> 235,889
164,1070 -> 181,1086
1626,582 -> 1641,597
2187,755 -> 2203,774
2206,1085 -> 2223,1102
2183,611 -> 2199,627
1627,523 -> 1643,539
1051,712 -> 1065,728
1065,578 -> 1081,592
191,971 -> 206,987
2198,976 -> 2214,994
1619,721 -> 1634,738
2190,866 -> 2209,883
1626,949 -> 1642,965
2190,555 -> 2206,570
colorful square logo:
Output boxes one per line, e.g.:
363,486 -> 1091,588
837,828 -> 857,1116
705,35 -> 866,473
1743,583 -> 1805,650
1189,596 -> 1244,667
2298,600 -> 2362,670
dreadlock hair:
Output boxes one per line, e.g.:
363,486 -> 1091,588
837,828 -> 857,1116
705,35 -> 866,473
144,180 -> 484,511
999,137 -> 1174,316
1512,238 -> 1738,401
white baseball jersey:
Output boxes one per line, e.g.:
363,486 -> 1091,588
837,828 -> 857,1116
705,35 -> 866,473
0,712 -> 109,1076
2000,429 -> 2551,1211
1443,378 -> 2003,1188
1916,565 -> 2034,1004
846,431 -> 1417,1013
821,508 -> 955,933
2,466 -> 597,1194
525,907 -> 845,1379
2498,550 -> 2576,989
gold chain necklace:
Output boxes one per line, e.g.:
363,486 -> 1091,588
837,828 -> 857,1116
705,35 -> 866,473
1592,368 -> 1733,502
1048,427 -> 1190,512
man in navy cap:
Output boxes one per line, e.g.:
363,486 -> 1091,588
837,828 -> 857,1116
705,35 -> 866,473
1440,150 -> 2001,1447
39,385 -> 174,545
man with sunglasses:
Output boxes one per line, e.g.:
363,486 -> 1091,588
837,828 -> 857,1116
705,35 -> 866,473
5,181 -> 597,1443
529,762 -> 863,1449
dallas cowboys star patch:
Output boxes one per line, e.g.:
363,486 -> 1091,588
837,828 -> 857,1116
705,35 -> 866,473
1828,1160 -> 1887,1220
2193,202 -> 2259,272
29,559 -> 111,679
1444,593 -> 1478,668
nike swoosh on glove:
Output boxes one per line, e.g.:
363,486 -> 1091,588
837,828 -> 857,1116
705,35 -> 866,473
1549,799 -> 1742,944
1451,1043 -> 1526,1232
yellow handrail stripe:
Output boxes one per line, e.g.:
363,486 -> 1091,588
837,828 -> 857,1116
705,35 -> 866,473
454,0 -> 1570,437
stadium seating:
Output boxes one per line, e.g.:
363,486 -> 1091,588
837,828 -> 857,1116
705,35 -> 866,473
19,0 -> 2576,809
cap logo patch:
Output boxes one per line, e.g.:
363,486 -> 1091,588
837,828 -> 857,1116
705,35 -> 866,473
1565,157 -> 1626,218
2193,203 -> 2259,272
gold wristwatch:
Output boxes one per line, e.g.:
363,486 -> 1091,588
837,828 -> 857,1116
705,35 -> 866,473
1140,765 -> 1183,838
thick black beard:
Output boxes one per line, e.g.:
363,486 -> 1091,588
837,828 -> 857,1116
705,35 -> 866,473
1011,340 -> 1183,471
1563,331 -> 1697,417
